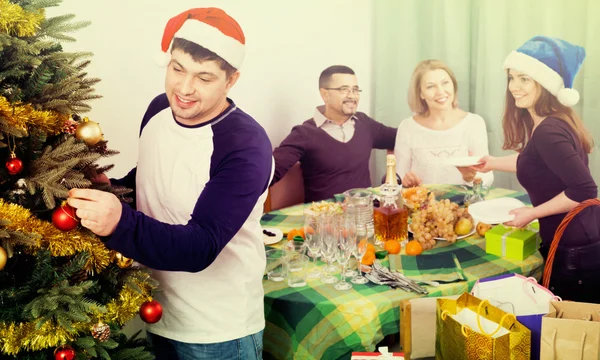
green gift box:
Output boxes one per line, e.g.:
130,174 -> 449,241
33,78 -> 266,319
485,222 -> 540,261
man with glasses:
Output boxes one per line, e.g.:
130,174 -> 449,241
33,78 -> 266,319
272,65 -> 397,202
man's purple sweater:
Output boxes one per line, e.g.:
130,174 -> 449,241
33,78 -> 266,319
273,112 -> 397,202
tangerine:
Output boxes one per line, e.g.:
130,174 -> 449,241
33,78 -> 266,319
384,240 -> 401,255
405,240 -> 423,256
361,251 -> 376,265
359,239 -> 376,254
287,229 -> 299,241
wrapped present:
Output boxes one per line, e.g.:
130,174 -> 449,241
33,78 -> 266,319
351,347 -> 404,359
485,222 -> 540,261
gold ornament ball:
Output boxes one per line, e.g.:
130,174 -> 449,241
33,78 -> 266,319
0,246 -> 6,271
115,252 -> 133,268
75,120 -> 103,146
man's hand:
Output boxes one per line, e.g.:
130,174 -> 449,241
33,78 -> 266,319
401,171 -> 422,188
67,189 -> 122,236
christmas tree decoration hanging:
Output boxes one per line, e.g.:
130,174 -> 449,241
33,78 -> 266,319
5,136 -> 23,175
52,202 -> 78,231
75,117 -> 103,146
139,298 -> 163,324
115,252 -> 133,268
54,346 -> 76,360
0,246 -> 7,271
5,153 -> 23,175
91,321 -> 111,342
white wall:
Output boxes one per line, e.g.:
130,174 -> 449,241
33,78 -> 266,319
47,0 -> 374,178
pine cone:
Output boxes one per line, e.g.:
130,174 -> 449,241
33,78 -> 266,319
91,322 -> 110,342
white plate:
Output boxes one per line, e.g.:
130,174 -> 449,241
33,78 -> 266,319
443,156 -> 483,167
408,224 -> 476,241
467,197 -> 526,224
262,228 -> 283,245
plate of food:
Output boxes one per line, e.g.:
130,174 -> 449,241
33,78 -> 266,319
408,224 -> 475,241
262,228 -> 283,245
443,156 -> 483,167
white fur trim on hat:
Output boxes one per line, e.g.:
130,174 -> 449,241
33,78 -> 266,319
174,20 -> 245,69
154,51 -> 171,67
503,51 -> 565,95
557,88 -> 580,106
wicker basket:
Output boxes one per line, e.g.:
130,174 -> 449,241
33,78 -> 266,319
542,198 -> 600,288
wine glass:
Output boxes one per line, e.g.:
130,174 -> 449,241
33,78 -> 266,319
319,214 -> 339,284
351,224 -> 369,285
304,209 -> 322,279
334,221 -> 354,291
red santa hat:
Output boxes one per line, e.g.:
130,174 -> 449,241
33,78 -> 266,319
156,7 -> 245,69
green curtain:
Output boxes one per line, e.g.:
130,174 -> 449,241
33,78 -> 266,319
373,0 -> 599,191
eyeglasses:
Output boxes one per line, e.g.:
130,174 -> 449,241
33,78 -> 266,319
324,86 -> 362,96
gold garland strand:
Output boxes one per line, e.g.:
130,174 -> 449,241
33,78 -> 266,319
0,278 -> 155,355
0,96 -> 69,136
0,0 -> 44,37
0,199 -> 111,273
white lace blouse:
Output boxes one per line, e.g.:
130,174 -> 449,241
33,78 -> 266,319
394,113 -> 494,186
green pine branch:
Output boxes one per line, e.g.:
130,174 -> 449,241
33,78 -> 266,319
22,279 -> 106,331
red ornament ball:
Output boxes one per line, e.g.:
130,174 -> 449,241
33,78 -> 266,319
52,203 -> 78,231
5,156 -> 23,175
139,299 -> 163,324
54,346 -> 76,360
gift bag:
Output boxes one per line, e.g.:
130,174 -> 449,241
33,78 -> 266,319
540,301 -> 600,360
436,293 -> 531,360
472,273 -> 559,359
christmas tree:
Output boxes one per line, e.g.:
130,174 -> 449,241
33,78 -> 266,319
0,0 -> 158,359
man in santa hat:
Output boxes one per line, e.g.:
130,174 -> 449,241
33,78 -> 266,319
68,8 -> 271,359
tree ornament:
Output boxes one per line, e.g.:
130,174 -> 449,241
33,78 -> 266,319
139,299 -> 163,324
52,202 -> 78,231
115,252 -> 133,268
75,117 -> 103,146
91,321 -> 111,342
0,246 -> 7,271
54,346 -> 76,360
5,136 -> 23,175
63,116 -> 78,134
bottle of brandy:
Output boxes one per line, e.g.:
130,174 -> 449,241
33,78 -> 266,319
374,154 -> 409,245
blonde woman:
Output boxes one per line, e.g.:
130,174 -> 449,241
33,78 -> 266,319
394,60 -> 493,187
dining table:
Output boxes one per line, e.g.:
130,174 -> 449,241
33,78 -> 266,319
260,184 -> 544,360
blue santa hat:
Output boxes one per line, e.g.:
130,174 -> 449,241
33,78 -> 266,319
503,36 -> 586,107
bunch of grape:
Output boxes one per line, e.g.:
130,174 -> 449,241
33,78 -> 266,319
410,197 -> 470,249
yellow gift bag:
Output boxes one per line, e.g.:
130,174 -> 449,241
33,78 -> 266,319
436,293 -> 531,359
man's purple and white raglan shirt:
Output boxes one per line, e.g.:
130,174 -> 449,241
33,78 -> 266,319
106,94 -> 273,343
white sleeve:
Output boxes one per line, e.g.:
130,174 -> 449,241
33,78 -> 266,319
468,114 -> 494,187
394,119 -> 412,180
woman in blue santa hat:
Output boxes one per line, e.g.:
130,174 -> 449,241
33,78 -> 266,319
477,36 -> 600,302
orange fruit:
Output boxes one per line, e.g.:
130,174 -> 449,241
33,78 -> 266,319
305,226 -> 315,235
287,229 -> 299,241
384,240 -> 401,255
405,240 -> 423,256
359,239 -> 376,254
297,228 -> 305,239
362,251 -> 376,265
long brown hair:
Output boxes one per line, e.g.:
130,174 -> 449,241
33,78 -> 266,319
502,78 -> 593,153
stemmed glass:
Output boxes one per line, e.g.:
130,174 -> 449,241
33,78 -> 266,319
319,214 -> 339,284
304,209 -> 322,279
351,224 -> 369,285
334,218 -> 355,291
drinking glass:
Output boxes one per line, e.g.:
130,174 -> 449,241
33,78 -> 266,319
319,214 -> 339,284
304,209 -> 322,279
287,254 -> 309,288
334,221 -> 354,291
351,224 -> 369,285
265,249 -> 287,282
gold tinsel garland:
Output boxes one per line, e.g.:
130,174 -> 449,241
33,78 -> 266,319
0,0 -> 44,37
0,96 -> 69,136
0,279 -> 154,355
0,199 -> 111,273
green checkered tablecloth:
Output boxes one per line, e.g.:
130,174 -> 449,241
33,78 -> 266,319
261,185 -> 544,360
